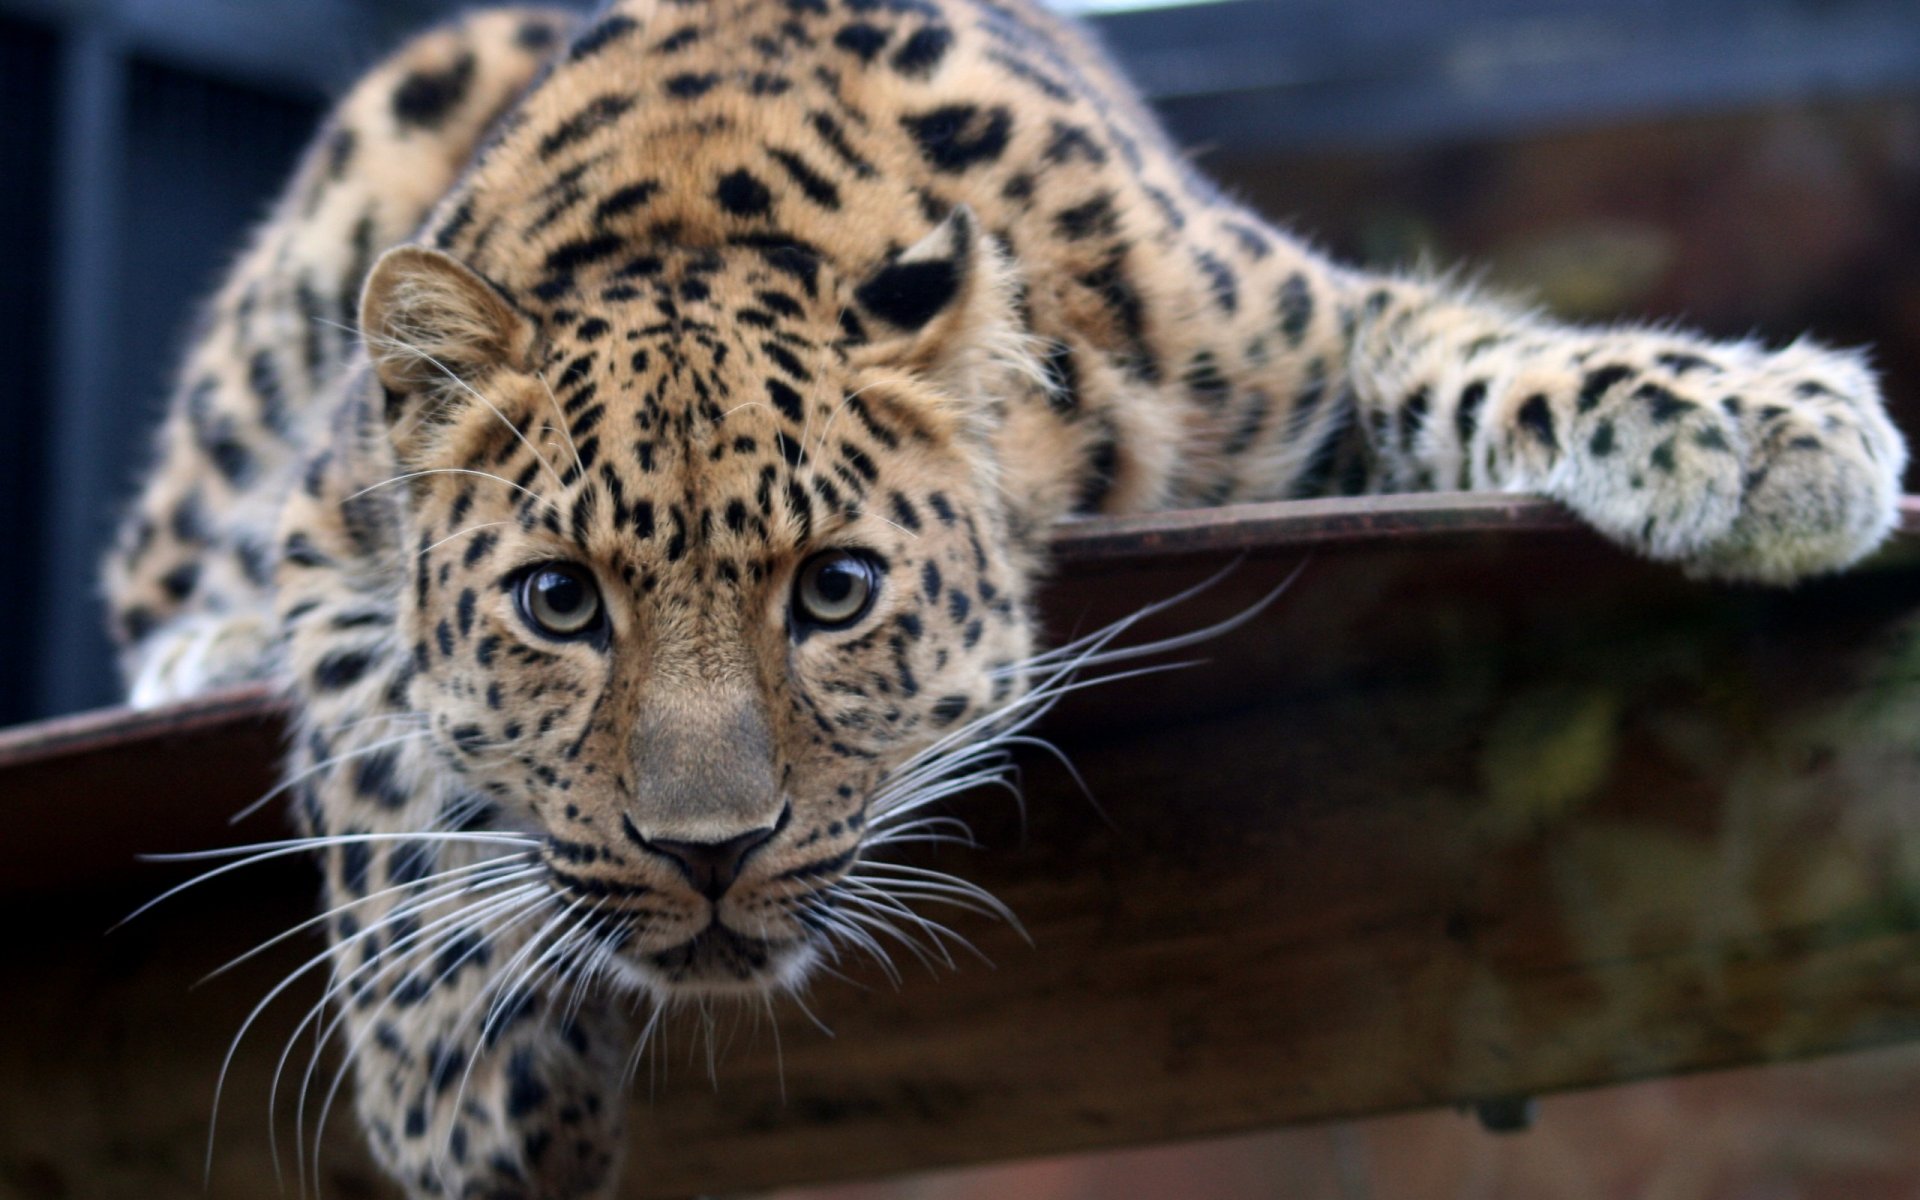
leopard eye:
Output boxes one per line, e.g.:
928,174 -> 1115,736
793,550 -> 880,633
516,563 -> 604,639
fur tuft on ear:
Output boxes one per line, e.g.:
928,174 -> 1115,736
849,206 -> 1042,409
359,246 -> 536,457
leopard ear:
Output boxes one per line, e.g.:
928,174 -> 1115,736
850,206 -> 1029,397
359,246 -> 536,455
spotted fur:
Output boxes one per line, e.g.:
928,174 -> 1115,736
102,1 -> 1907,1195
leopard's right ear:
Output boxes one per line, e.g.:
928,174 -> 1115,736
359,246 -> 536,450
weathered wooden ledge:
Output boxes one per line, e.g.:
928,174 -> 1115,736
4,492 -> 1920,1198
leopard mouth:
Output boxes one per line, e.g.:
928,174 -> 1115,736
623,922 -> 814,995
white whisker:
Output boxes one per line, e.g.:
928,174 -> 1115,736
846,861 -> 1027,940
229,730 -> 433,825
621,1001 -> 668,1092
782,985 -> 835,1040
116,832 -> 537,930
416,520 -> 511,560
798,899 -> 901,988
346,468 -> 543,505
199,855 -> 538,984
429,898 -> 578,1188
836,884 -> 980,966
842,877 -> 1001,926
205,880 -> 541,1185
821,902 -> 946,975
531,363 -> 586,477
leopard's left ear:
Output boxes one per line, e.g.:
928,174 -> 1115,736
360,246 -> 540,465
849,207 -> 1032,401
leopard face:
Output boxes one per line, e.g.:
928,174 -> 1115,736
360,212 -> 1039,995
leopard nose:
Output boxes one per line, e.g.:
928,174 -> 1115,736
646,820 -> 780,900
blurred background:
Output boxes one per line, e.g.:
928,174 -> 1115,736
0,2 -> 1917,1195
0,0 -> 1917,725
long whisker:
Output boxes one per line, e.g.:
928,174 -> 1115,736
551,899 -> 604,1025
865,814 -> 977,841
761,991 -> 786,1102
530,362 -> 586,477
429,899 -> 577,1186
869,764 -> 1017,824
311,709 -> 432,739
229,730 -> 433,825
198,854 -> 537,984
817,900 -> 942,976
781,985 -> 836,1040
116,832 -> 538,930
868,749 -> 1015,811
346,468 -> 544,505
829,585 -> 1293,984
883,561 -> 1304,811
416,520 -> 511,560
836,883 -> 981,966
621,1001 -> 668,1091
420,894 -> 599,1193
920,658 -> 1204,784
842,876 -> 1002,926
797,898 -> 902,988
995,556 -> 1254,677
847,861 -> 1028,940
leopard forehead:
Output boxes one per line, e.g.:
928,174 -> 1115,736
401,245 -> 992,584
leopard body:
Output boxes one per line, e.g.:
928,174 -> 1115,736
102,1 -> 1907,1195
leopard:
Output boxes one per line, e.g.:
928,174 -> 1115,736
100,0 -> 1907,1194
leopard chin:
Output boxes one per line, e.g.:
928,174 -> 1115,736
605,924 -> 819,999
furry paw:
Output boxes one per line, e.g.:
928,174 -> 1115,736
125,611 -> 279,708
1684,344 -> 1907,583
1502,338 -> 1906,583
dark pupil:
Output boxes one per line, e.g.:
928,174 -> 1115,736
814,561 -> 859,604
538,570 -> 585,615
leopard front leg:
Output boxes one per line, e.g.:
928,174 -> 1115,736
1347,283 -> 1906,582
317,836 -> 631,1200
347,974 -> 630,1200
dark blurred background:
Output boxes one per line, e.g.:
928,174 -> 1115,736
0,0 -> 1916,724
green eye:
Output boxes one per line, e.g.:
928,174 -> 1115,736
517,563 -> 604,638
793,551 -> 880,632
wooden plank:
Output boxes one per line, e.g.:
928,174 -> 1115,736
0,684 -> 283,891
3,493 -> 1920,1196
618,517 -> 1920,1194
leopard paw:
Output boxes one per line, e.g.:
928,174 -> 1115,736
125,611 -> 279,708
1684,344 -> 1907,583
1499,339 -> 1906,584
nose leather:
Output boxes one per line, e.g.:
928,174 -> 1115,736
645,819 -> 780,900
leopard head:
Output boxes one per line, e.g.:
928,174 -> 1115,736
357,208 -> 1048,994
